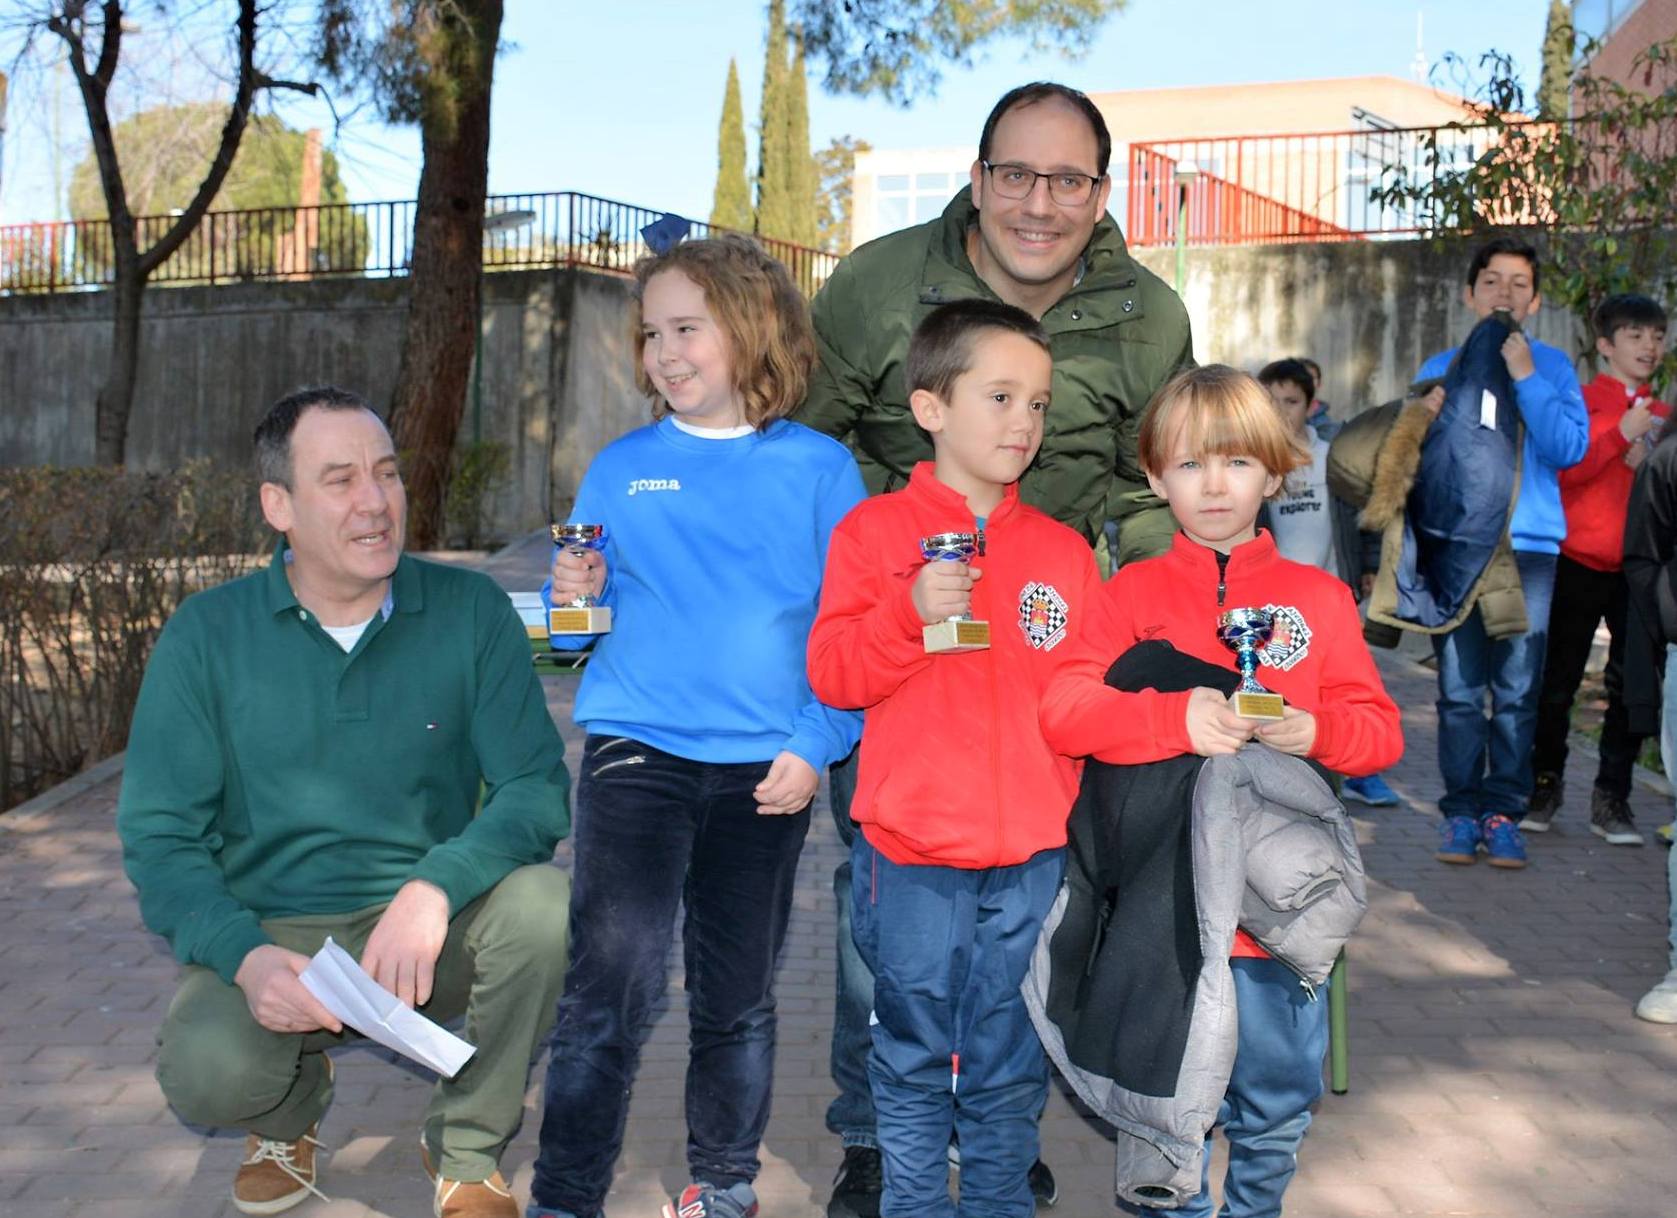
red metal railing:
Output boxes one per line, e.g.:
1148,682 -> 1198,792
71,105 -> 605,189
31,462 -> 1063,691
1128,145 -> 1356,247
0,191 -> 840,295
1126,123 -> 1503,247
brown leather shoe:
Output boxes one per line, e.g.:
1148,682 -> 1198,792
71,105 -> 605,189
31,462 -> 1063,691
231,1125 -> 328,1214
421,1136 -> 518,1218
434,1171 -> 518,1218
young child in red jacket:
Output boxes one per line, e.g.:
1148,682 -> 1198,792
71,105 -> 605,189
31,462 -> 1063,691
1040,364 -> 1402,1218
808,299 -> 1104,1218
1525,293 -> 1670,844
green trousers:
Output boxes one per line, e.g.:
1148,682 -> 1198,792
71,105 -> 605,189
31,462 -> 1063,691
155,863 -> 570,1181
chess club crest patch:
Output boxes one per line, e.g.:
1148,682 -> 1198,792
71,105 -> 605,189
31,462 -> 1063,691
1257,604 -> 1312,671
1018,581 -> 1070,651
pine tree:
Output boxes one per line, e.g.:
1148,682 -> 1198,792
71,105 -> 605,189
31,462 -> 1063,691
786,30 -> 818,245
710,59 -> 753,231
755,0 -> 793,241
1538,0 -> 1574,120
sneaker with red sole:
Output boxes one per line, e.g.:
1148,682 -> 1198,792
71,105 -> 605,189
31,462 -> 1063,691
663,1182 -> 759,1218
1479,814 -> 1528,868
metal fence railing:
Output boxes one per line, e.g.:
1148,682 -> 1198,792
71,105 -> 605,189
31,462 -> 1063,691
1126,123 -> 1504,247
0,191 -> 840,295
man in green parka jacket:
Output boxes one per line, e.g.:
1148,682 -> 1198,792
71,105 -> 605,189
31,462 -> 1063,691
798,84 -> 1194,564
797,82 -> 1194,1218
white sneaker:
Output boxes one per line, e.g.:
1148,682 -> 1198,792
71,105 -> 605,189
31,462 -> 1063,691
1634,969 -> 1677,1023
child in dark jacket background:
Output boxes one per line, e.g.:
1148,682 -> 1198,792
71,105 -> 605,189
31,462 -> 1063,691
1618,353 -> 1677,1023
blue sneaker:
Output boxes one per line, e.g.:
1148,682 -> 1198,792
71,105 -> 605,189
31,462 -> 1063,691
1436,815 -> 1480,864
1343,773 -> 1401,807
1479,814 -> 1528,869
663,1182 -> 758,1218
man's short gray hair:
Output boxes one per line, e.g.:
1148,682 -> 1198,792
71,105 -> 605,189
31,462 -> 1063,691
252,386 -> 378,489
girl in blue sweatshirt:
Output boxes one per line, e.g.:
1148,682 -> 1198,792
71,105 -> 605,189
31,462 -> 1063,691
527,235 -> 865,1218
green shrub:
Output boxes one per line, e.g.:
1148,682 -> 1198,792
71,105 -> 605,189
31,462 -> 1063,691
444,440 -> 512,551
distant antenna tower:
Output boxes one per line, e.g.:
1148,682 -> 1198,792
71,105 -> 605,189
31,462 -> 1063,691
1410,11 -> 1428,81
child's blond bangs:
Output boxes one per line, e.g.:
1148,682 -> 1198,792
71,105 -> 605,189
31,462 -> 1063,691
1137,365 -> 1312,482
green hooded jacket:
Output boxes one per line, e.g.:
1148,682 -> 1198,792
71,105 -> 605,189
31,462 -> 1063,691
797,186 -> 1194,561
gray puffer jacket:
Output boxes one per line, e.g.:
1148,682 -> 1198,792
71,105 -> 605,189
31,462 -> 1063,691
1022,744 -> 1366,1210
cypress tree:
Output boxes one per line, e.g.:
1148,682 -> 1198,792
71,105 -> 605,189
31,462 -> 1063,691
787,30 -> 818,245
755,0 -> 792,240
1538,0 -> 1574,120
710,59 -> 753,231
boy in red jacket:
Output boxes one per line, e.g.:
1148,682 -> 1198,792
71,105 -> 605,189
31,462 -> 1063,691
808,299 -> 1103,1218
1040,365 -> 1402,1218
1525,293 -> 1670,845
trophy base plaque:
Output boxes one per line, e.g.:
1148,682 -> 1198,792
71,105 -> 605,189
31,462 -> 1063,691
549,606 -> 613,635
923,619 -> 990,653
1232,690 -> 1285,721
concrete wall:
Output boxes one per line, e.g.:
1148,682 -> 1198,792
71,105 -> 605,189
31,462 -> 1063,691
1133,236 -> 1589,420
0,236 -> 1609,540
0,267 -> 650,539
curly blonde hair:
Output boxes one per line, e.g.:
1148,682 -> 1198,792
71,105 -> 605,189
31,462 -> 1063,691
631,234 -> 816,428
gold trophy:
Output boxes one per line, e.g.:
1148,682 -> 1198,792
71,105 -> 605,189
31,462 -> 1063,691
919,532 -> 989,653
1216,608 -> 1285,720
548,523 -> 613,634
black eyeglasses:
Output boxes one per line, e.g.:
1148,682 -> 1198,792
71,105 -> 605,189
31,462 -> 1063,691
981,161 -> 1101,206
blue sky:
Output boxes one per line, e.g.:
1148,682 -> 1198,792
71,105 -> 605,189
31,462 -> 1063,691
1,0 -> 1553,225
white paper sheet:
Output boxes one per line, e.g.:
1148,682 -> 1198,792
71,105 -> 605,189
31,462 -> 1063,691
298,937 -> 477,1078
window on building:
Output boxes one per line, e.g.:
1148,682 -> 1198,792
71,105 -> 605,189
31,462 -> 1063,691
875,170 -> 957,234
1572,0 -> 1643,52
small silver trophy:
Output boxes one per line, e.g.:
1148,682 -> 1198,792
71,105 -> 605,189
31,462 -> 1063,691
548,523 -> 613,634
1216,608 -> 1285,720
919,532 -> 989,654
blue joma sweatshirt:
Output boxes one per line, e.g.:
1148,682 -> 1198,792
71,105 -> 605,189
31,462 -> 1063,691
543,417 -> 865,770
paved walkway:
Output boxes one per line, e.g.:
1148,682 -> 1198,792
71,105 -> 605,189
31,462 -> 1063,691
2,544 -> 1674,1217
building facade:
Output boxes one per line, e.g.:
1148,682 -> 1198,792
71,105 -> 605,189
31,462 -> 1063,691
850,75 -> 1480,248
1574,0 -> 1677,95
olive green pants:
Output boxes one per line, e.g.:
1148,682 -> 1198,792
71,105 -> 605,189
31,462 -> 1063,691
155,864 -> 570,1181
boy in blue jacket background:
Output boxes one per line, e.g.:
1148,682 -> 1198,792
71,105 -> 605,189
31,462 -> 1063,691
1421,237 -> 1589,870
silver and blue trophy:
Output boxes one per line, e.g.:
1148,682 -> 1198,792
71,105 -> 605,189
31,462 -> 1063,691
1216,608 -> 1285,720
548,523 -> 613,634
919,531 -> 989,653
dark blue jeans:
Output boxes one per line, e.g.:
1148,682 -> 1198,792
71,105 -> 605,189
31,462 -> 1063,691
826,748 -> 879,1148
1432,550 -> 1557,818
528,735 -> 810,1218
851,835 -> 1062,1218
1128,958 -> 1329,1218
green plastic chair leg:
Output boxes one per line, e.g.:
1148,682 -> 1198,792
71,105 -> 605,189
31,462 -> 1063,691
1328,948 -> 1349,1095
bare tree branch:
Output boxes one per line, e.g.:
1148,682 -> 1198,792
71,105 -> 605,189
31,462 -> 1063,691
136,0 -> 259,276
20,0 -> 328,461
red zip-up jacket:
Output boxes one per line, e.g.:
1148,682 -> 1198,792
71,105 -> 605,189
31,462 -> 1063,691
1040,529 -> 1402,959
1559,375 -> 1670,573
808,463 -> 1105,869
1040,530 -> 1402,777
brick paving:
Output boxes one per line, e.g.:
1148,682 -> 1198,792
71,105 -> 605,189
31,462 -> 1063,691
2,541 -> 1675,1217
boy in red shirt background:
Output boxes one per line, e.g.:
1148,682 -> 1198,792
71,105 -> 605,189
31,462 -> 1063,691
808,299 -> 1102,1218
1524,293 -> 1670,845
1040,365 -> 1401,1218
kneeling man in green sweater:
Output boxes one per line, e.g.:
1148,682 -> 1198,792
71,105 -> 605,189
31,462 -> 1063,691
117,387 -> 572,1218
